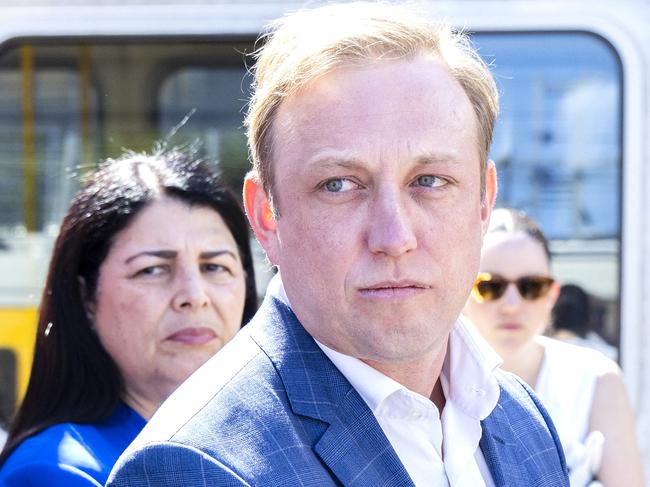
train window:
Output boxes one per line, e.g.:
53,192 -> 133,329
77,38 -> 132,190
158,66 -> 251,193
473,32 -> 622,347
0,46 -> 101,307
0,68 -> 89,234
0,40 -> 254,306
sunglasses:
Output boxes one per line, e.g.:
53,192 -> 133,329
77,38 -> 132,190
472,273 -> 554,303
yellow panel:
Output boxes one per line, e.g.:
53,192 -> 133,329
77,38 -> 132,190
0,308 -> 37,406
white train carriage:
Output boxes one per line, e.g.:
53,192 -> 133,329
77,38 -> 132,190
0,0 -> 647,479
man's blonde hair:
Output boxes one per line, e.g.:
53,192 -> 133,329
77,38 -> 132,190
245,2 -> 499,205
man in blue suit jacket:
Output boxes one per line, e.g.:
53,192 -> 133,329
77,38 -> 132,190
108,3 -> 569,485
108,287 -> 568,486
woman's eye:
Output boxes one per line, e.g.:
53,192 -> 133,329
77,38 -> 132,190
322,178 -> 357,193
135,265 -> 165,277
414,175 -> 443,188
203,263 -> 228,274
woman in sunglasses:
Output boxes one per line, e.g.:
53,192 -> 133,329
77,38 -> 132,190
463,208 -> 643,487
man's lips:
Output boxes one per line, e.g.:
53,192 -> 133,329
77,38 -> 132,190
357,280 -> 430,300
166,327 -> 217,345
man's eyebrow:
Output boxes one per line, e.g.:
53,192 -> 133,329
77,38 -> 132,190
415,153 -> 460,165
305,152 -> 460,170
303,152 -> 365,170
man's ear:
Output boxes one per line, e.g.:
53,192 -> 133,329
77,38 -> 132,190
243,171 -> 279,265
481,160 -> 498,235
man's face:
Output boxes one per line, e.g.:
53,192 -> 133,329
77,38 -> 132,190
246,55 -> 496,366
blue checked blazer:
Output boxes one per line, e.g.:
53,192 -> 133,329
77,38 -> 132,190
106,294 -> 569,487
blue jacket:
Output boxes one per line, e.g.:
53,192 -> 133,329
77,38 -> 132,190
107,295 -> 568,486
0,403 -> 145,487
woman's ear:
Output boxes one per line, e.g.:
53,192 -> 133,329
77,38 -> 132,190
78,276 -> 96,325
547,280 -> 562,309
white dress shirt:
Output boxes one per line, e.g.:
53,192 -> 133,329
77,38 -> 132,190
268,274 -> 501,487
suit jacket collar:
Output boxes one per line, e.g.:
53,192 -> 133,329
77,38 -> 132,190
480,400 -> 520,486
479,380 -> 569,487
249,295 -> 414,486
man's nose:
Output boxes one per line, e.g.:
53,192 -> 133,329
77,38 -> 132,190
366,187 -> 417,256
171,269 -> 210,311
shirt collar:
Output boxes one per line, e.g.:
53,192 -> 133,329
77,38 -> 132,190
441,315 -> 502,420
317,317 -> 502,420
316,340 -> 404,412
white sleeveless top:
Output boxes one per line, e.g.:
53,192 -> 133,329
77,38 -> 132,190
535,336 -> 612,486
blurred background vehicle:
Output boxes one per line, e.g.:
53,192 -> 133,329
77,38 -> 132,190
0,0 -> 647,479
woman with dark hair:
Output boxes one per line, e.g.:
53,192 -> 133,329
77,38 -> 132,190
0,149 -> 257,486
463,208 -> 643,487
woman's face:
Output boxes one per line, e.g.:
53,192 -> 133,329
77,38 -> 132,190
463,231 -> 559,356
89,196 -> 247,414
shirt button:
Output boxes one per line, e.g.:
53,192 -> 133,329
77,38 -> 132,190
409,409 -> 422,419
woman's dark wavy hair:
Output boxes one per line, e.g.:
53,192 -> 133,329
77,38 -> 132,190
0,148 -> 257,465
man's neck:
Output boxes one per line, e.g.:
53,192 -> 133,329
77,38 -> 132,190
362,337 -> 449,410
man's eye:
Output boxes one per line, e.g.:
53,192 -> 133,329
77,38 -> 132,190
323,178 -> 356,193
414,175 -> 443,188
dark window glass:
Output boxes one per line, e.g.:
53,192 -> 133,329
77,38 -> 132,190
474,32 -> 622,347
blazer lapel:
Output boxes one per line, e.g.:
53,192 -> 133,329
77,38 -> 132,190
479,401 -> 525,487
313,388 -> 414,486
251,296 -> 413,487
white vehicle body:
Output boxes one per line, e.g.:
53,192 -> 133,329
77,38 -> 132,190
0,0 -> 647,479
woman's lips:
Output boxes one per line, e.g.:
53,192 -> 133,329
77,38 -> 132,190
498,323 -> 523,331
166,327 -> 217,345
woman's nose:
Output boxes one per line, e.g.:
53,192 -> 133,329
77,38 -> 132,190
500,282 -> 523,309
171,270 -> 210,311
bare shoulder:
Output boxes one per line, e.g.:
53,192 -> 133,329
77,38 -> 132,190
588,348 -> 645,486
591,358 -> 631,416
589,359 -> 634,427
